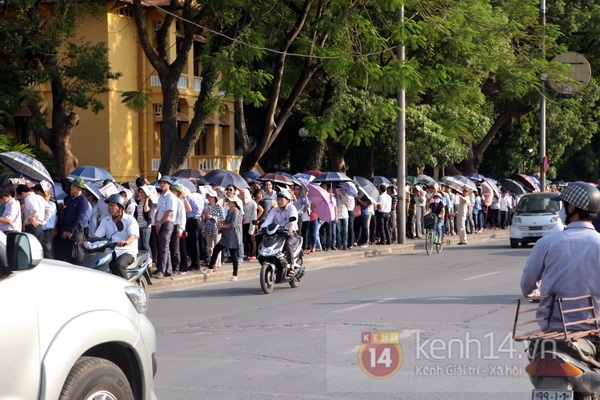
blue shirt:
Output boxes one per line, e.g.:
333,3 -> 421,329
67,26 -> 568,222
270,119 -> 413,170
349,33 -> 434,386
186,193 -> 204,219
61,194 -> 90,234
521,221 -> 600,331
42,201 -> 57,230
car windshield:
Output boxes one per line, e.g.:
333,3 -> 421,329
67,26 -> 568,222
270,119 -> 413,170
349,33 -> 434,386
515,195 -> 560,215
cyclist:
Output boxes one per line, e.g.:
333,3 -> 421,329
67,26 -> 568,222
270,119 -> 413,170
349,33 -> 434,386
426,192 -> 445,242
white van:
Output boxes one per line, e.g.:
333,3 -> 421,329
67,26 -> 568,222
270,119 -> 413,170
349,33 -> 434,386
509,193 -> 564,248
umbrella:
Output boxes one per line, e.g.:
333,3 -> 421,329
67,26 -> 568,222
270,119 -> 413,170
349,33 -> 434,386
0,151 -> 53,183
529,175 -> 540,185
307,184 -> 335,222
294,173 -> 315,183
313,172 -> 352,183
552,180 -> 567,187
466,173 -> 487,182
0,172 -> 24,186
406,176 -> 419,185
204,169 -> 249,189
242,171 -> 261,181
369,176 -> 391,186
480,180 -> 500,206
513,174 -> 539,193
353,176 -> 379,203
499,179 -> 527,195
443,175 -> 477,191
84,182 -> 102,201
277,172 -> 302,185
303,170 -> 322,177
172,168 -> 205,179
51,182 -> 68,202
416,174 -> 436,187
173,177 -> 198,193
257,172 -> 295,186
68,165 -> 113,182
336,181 -> 359,198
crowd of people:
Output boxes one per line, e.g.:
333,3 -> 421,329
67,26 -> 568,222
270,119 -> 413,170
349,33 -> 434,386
0,172 -> 567,282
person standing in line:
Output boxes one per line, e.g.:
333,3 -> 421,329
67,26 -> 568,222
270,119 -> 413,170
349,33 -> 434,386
456,188 -> 471,245
207,195 -> 243,281
171,183 -> 190,275
357,196 -> 372,247
376,184 -> 392,245
184,186 -> 204,270
136,185 -> 153,252
153,176 -> 176,279
336,187 -> 349,250
388,186 -> 398,243
16,184 -> 48,244
499,190 -> 512,229
307,207 -> 322,253
473,190 -> 483,233
0,188 -> 21,233
239,188 -> 258,261
347,193 -> 356,249
201,189 -> 224,272
415,186 -> 426,239
59,178 -> 90,265
33,183 -> 57,259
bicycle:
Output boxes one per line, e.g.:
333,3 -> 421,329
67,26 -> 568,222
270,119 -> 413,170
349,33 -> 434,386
424,214 -> 444,255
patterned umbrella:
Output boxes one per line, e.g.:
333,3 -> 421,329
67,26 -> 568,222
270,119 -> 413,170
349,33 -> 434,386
513,174 -> 539,193
313,172 -> 352,183
0,151 -> 53,183
68,165 -> 113,182
173,168 -> 205,179
303,170 -> 323,177
204,169 -> 249,189
257,172 -> 295,186
443,175 -> 477,191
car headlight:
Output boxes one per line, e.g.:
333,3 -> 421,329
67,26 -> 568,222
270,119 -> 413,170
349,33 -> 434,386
513,217 -> 522,224
550,216 -> 559,223
125,286 -> 148,314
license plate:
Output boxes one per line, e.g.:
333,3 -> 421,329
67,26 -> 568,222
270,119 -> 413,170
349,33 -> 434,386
532,389 -> 573,400
524,232 -> 543,237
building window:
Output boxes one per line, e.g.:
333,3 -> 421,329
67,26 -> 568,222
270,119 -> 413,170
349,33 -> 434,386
153,104 -> 162,117
195,131 -> 206,155
118,8 -> 134,18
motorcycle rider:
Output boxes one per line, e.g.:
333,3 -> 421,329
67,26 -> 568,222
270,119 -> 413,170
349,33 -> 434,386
92,194 -> 139,279
261,190 -> 300,276
521,182 -> 600,339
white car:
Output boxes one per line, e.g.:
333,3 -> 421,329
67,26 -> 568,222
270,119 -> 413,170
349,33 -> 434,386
0,231 -> 157,400
509,192 -> 564,248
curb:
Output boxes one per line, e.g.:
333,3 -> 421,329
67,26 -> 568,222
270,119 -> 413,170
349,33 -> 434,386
148,230 -> 510,291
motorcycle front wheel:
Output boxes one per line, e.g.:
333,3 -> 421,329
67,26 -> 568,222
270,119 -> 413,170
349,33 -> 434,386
260,264 -> 275,294
134,274 -> 149,298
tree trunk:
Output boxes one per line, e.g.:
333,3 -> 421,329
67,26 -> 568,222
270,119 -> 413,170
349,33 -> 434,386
326,137 -> 348,172
38,111 -> 79,179
305,139 -> 325,171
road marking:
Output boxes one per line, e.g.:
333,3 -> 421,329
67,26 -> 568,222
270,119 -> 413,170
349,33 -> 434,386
332,297 -> 397,313
462,271 -> 501,281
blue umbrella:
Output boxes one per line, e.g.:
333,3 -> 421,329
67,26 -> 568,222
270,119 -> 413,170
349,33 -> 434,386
68,165 -> 114,182
466,173 -> 487,182
369,176 -> 391,186
0,151 -> 53,183
313,172 -> 352,183
294,173 -> 315,182
204,169 -> 249,189
242,171 -> 261,181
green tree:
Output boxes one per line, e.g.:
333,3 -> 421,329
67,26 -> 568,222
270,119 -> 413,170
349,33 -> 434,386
0,0 -> 121,178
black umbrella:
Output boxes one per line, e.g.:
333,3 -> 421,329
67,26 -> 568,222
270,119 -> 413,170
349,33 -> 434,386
500,179 -> 527,195
204,169 -> 249,189
313,172 -> 352,183
417,174 -> 436,187
353,176 -> 379,203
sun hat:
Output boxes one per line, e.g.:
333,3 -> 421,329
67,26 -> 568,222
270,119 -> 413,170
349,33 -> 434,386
433,192 -> 442,199
171,183 -> 183,194
227,195 -> 243,210
70,177 -> 87,190
206,188 -> 218,198
158,176 -> 173,185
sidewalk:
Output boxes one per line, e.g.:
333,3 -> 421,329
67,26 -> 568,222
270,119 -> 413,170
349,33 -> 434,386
148,229 -> 511,291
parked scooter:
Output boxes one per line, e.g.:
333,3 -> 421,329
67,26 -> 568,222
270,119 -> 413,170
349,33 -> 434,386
254,217 -> 304,294
82,237 -> 153,296
513,294 -> 600,400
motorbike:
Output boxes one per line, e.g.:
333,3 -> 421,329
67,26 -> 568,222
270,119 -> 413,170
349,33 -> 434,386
82,237 -> 153,296
255,218 -> 305,294
513,294 -> 600,400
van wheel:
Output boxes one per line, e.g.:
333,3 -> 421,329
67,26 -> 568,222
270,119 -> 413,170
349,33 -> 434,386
59,356 -> 134,400
510,239 -> 519,248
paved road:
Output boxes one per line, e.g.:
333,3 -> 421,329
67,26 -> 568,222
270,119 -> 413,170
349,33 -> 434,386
148,238 -> 535,399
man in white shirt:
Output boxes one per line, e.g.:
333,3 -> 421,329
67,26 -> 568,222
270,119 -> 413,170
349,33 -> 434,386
154,176 -> 176,278
376,185 -> 392,245
16,184 -> 48,243
261,191 -> 300,275
0,188 -> 21,232
93,194 -> 139,279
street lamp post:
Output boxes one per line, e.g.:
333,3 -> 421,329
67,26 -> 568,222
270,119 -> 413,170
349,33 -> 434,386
540,0 -> 547,192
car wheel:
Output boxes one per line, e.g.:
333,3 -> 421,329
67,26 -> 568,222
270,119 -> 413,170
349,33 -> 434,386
59,356 -> 134,400
510,239 -> 519,248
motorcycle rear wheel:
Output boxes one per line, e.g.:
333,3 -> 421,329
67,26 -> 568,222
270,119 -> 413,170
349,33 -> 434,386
260,264 -> 275,294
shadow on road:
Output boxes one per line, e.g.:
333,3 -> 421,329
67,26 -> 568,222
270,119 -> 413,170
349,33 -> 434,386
316,294 -> 519,306
150,284 -> 296,299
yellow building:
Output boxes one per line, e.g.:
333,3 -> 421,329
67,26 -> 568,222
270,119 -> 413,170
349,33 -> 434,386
17,1 -> 240,182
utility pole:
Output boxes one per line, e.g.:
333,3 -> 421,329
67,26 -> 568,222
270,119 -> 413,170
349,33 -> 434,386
539,0 -> 547,192
397,4 -> 406,244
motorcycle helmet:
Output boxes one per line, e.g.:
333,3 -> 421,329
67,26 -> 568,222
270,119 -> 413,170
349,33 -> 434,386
551,182 -> 600,213
277,190 -> 292,201
105,193 -> 126,209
